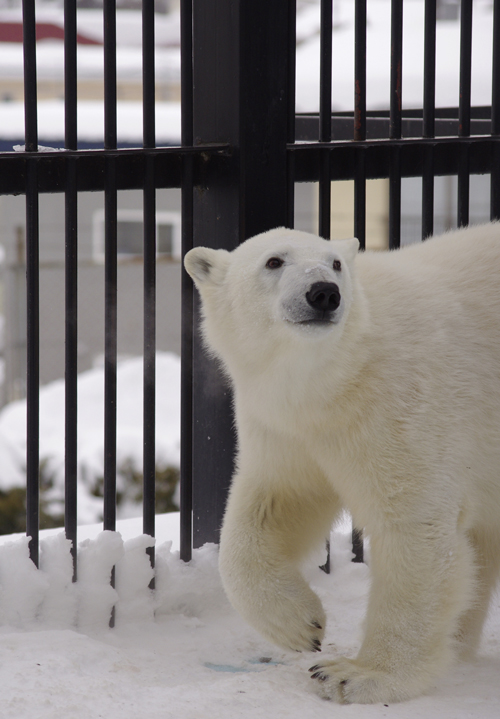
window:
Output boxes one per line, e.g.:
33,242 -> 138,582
92,209 -> 182,262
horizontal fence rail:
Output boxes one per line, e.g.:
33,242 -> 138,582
0,146 -> 230,196
291,136 -> 500,182
296,108 -> 496,142
0,0 -> 498,578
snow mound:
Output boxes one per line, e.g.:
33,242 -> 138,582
0,352 -> 181,524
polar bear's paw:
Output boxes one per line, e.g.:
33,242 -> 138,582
309,657 -> 415,704
259,592 -> 327,653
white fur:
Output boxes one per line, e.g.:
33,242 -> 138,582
184,224 -> 500,704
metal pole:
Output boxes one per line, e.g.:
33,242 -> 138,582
422,0 -> 437,240
190,0 -> 291,547
22,0 -> 40,567
318,0 -> 333,239
142,0 -> 157,578
491,0 -> 500,220
64,0 -> 78,582
354,0 -> 367,250
180,0 -> 194,562
389,0 -> 403,249
103,0 -> 118,627
457,0 -> 473,228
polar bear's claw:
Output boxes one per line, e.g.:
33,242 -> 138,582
255,587 -> 326,653
308,657 -> 416,704
310,670 -> 328,681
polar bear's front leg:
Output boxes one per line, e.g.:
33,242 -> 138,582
219,432 -> 340,653
310,523 -> 476,703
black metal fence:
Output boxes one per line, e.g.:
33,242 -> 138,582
0,0 -> 498,576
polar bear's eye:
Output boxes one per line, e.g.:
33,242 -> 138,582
333,260 -> 342,271
266,257 -> 284,269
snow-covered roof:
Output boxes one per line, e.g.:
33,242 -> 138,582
0,100 -> 181,145
0,33 -> 180,83
0,7 -> 180,47
295,0 -> 495,111
0,8 -> 181,143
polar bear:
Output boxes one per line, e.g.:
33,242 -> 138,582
184,223 -> 500,704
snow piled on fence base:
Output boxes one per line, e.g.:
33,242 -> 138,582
0,514 -> 499,719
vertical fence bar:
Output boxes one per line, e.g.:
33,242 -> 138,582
389,0 -> 403,249
64,0 -> 78,581
354,0 -> 366,250
422,0 -> 436,240
180,0 -> 194,562
22,0 -> 40,567
491,0 -> 500,220
319,0 -> 332,578
64,0 -> 77,152
103,0 -> 117,152
103,0 -> 118,625
286,0 -> 296,229
22,0 -> 37,154
64,158 -> 78,579
142,0 -> 156,577
25,162 -> 40,568
103,163 -> 117,533
457,0 -> 473,228
318,0 -> 332,238
103,0 -> 118,538
350,0 -> 367,566
142,0 -> 155,152
389,0 -> 403,142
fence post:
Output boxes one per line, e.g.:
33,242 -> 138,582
189,0 -> 293,547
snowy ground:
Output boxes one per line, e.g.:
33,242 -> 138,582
0,513 -> 499,719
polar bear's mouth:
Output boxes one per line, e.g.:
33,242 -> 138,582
285,313 -> 340,330
281,281 -> 343,328
298,316 -> 336,325
282,306 -> 342,327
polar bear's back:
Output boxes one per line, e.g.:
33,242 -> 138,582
358,222 -> 500,289
356,222 -> 500,328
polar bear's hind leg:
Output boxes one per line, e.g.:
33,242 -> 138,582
455,528 -> 500,658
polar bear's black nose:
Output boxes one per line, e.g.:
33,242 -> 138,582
306,282 -> 341,313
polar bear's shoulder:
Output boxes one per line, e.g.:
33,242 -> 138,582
356,222 -> 500,289
358,222 -> 500,268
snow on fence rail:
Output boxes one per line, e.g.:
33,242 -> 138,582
0,530 -> 154,630
0,512 -> 226,633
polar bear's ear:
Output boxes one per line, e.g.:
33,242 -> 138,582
184,247 -> 230,286
338,237 -> 359,263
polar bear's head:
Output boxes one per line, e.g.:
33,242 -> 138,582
184,227 -> 359,370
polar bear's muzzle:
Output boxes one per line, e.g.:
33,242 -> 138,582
280,274 -> 344,329
305,282 -> 341,316
281,281 -> 342,328
289,280 -> 342,326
